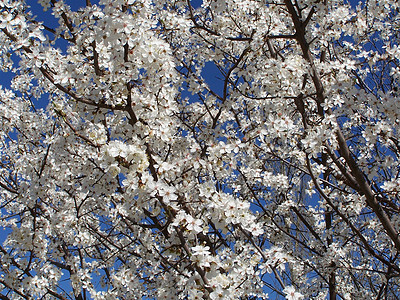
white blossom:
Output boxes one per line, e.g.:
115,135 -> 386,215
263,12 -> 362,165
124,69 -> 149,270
0,0 -> 399,299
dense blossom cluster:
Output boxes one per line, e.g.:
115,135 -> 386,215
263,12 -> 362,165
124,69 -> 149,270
0,0 -> 399,299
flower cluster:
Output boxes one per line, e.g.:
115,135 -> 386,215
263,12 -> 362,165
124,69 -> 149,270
101,140 -> 148,176
0,0 -> 399,299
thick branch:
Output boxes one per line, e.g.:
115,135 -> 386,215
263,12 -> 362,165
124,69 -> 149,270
284,0 -> 400,253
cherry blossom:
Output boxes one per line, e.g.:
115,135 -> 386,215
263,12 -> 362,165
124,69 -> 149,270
283,286 -> 304,300
0,0 -> 399,299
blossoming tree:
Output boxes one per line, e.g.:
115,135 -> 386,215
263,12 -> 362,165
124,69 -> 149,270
0,0 -> 399,299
